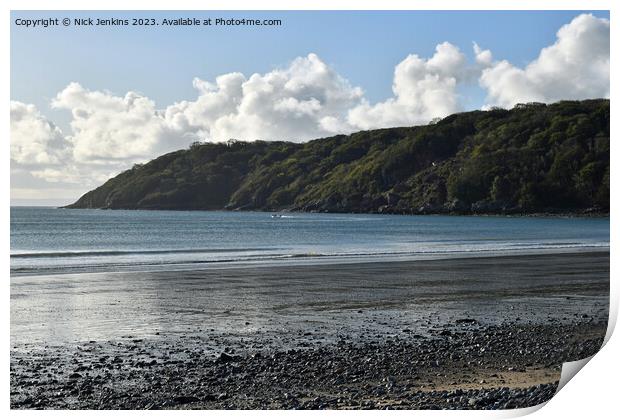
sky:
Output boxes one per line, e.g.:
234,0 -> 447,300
10,10 -> 610,205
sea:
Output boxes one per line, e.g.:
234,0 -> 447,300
10,207 -> 610,276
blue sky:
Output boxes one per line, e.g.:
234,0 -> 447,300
11,10 -> 609,129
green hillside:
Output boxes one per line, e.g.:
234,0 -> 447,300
66,99 -> 610,215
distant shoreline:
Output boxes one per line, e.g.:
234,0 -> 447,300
10,203 -> 611,219
52,205 -> 611,219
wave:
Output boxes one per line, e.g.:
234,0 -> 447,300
10,247 -> 277,259
10,241 -> 609,276
11,240 -> 606,260
279,242 -> 609,259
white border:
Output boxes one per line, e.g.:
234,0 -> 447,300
2,1 -> 616,419
0,0 -> 616,11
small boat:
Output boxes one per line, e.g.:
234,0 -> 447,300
271,214 -> 283,218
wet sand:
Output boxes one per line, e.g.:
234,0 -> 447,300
10,251 -> 609,409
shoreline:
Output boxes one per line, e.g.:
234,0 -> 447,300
9,204 -> 611,219
11,245 -> 610,278
11,250 -> 609,409
56,205 -> 611,219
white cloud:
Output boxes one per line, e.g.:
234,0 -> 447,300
473,42 -> 493,67
10,101 -> 69,165
166,53 -> 365,142
51,82 -> 190,164
11,99 -> 146,187
480,13 -> 609,108
164,73 -> 245,135
346,42 -> 466,130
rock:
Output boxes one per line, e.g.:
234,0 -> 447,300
446,199 -> 469,213
217,352 -> 234,363
174,395 -> 200,404
455,318 -> 479,325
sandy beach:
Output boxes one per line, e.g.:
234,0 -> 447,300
10,251 -> 609,409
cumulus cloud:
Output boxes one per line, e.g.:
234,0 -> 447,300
473,42 -> 493,67
347,42 -> 466,129
164,73 -> 246,136
480,13 -> 609,108
10,101 -> 69,165
166,53 -> 364,142
11,99 -> 146,186
51,82 -> 191,163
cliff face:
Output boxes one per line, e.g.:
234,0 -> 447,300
66,99 -> 609,215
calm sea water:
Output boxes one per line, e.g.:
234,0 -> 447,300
10,207 -> 609,276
